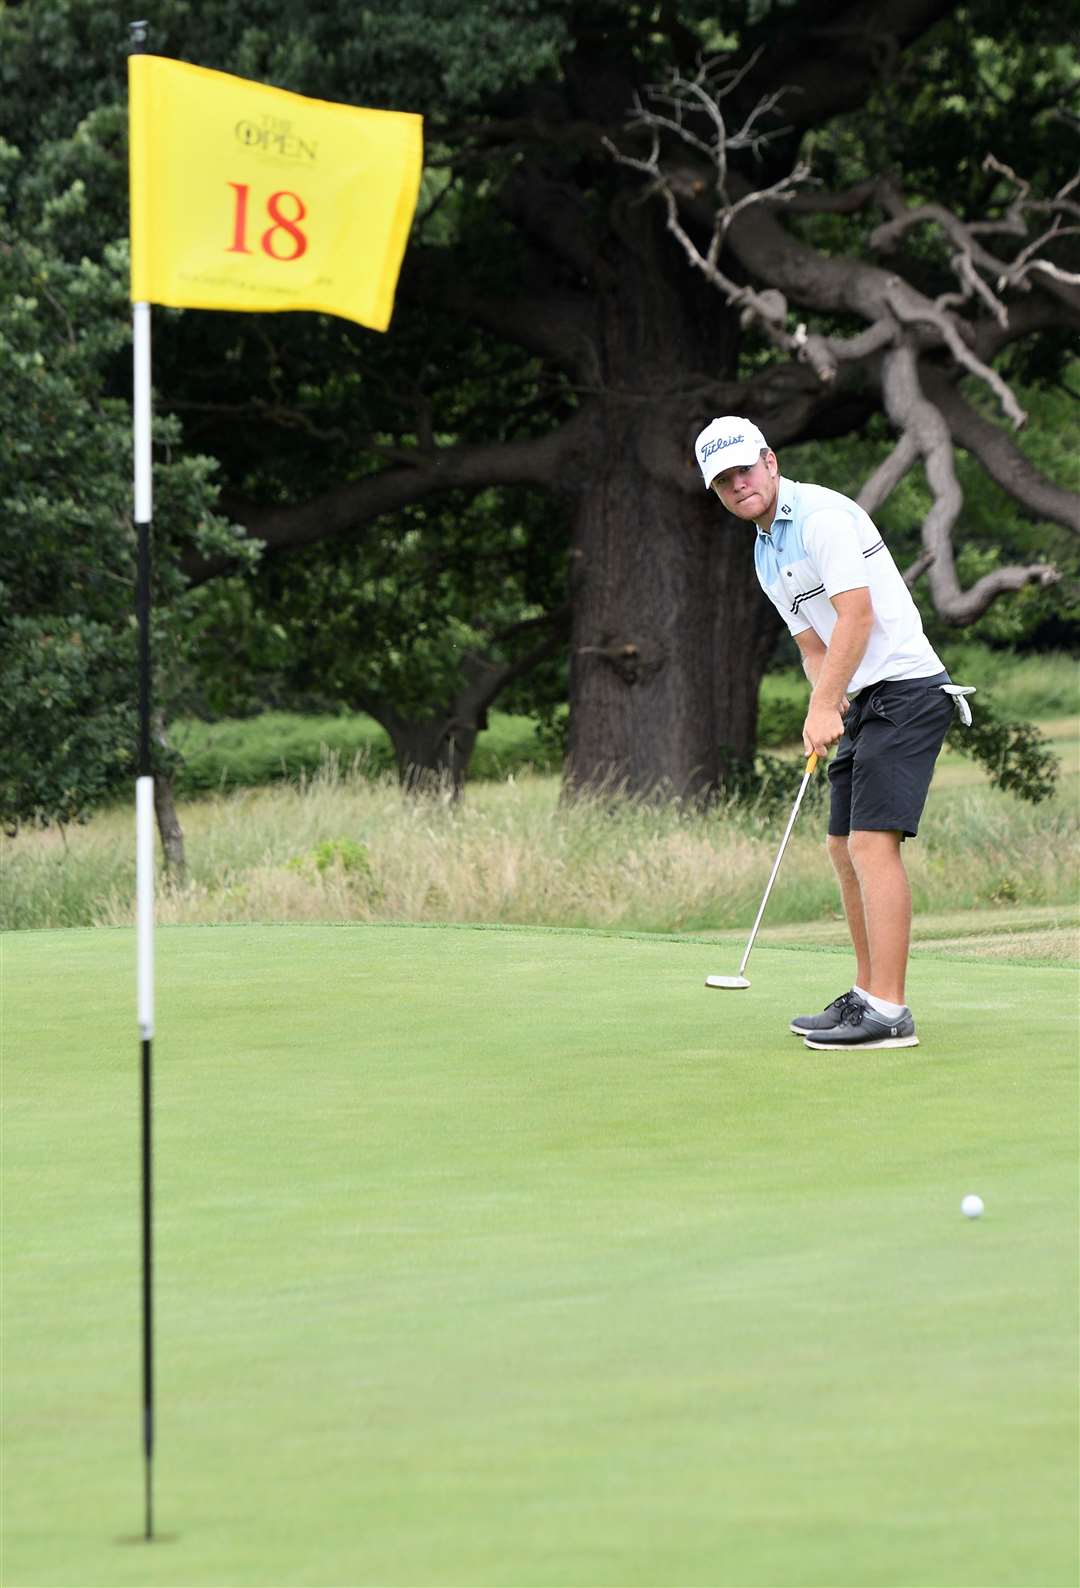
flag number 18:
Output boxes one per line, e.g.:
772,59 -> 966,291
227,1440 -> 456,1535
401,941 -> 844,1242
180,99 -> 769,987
226,183 -> 308,262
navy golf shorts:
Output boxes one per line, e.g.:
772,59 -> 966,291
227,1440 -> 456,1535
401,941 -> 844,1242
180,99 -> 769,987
828,671 -> 954,839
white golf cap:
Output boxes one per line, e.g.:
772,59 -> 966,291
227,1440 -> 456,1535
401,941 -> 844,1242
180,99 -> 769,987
694,417 -> 768,487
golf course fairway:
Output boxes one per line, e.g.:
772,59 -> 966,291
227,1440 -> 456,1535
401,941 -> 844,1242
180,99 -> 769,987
2,923 -> 1077,1587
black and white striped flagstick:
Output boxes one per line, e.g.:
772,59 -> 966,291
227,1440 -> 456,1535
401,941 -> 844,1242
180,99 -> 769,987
130,18 -> 156,1541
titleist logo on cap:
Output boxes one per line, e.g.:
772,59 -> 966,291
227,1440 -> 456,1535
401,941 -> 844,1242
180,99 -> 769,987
699,432 -> 746,463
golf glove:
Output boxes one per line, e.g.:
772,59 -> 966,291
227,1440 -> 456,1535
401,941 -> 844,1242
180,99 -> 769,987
940,683 -> 976,727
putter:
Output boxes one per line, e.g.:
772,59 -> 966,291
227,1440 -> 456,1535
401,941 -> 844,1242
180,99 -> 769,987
706,751 -> 819,989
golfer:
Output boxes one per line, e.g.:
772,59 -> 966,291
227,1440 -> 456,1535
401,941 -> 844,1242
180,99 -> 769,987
695,416 -> 968,1050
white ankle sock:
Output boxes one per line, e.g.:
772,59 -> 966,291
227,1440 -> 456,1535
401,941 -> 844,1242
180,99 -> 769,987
863,992 -> 907,1019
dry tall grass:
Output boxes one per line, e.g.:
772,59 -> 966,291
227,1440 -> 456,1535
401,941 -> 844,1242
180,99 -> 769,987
4,746 -> 1077,935
99,762 -> 825,932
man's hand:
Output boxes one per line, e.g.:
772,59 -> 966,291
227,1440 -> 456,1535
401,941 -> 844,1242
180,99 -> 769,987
796,587 -> 870,757
802,700 -> 846,758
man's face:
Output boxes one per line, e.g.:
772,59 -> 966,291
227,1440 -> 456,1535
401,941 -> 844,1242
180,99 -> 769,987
709,451 -> 779,522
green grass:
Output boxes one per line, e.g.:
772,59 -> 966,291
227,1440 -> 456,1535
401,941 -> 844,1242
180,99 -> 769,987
165,648 -> 1079,795
169,708 -> 396,792
2,924 -> 1077,1587
168,708 -> 560,795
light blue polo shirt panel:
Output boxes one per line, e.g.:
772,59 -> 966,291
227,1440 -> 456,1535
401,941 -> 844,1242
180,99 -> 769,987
754,478 -> 945,694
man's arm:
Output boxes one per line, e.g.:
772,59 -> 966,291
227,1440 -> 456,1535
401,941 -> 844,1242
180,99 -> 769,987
797,588 -> 873,757
794,628 -> 827,689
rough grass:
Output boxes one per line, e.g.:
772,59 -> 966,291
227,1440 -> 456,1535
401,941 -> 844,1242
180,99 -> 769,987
3,720 -> 1077,946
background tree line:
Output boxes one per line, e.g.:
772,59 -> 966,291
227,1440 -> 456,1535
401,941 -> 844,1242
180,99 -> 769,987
1,0 -> 1077,843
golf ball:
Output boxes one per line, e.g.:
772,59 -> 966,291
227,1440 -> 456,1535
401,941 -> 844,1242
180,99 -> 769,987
961,1194 -> 984,1219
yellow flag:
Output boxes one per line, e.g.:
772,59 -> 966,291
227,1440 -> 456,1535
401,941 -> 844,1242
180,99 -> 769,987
129,55 -> 423,331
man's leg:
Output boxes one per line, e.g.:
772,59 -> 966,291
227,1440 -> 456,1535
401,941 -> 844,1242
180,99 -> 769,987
826,832 -> 872,991
847,827 -> 910,1006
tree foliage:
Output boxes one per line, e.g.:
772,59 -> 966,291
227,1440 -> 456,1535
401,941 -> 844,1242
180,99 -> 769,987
1,0 -> 1076,822
0,130 -> 253,827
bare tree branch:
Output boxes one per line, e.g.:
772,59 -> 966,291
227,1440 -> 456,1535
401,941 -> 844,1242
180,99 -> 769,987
605,60 -> 1077,626
783,178 -> 896,216
872,159 -> 1080,319
881,277 -> 1027,427
879,345 -> 1060,621
607,67 -> 1031,423
856,432 -> 920,517
921,368 -> 1080,536
902,549 -> 937,588
187,408 -> 597,585
974,292 -> 1080,365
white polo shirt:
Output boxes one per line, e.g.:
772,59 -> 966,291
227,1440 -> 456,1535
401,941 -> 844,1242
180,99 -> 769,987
753,477 -> 944,696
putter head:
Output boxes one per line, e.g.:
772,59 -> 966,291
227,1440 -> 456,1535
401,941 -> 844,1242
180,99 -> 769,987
705,974 -> 751,990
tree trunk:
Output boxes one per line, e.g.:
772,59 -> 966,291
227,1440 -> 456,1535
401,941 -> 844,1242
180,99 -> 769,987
152,770 -> 187,881
152,713 -> 187,881
567,455 -> 777,799
367,624 -> 569,797
566,216 -> 779,799
385,714 -> 480,797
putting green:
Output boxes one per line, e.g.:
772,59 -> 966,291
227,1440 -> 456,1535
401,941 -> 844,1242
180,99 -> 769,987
2,924 -> 1077,1587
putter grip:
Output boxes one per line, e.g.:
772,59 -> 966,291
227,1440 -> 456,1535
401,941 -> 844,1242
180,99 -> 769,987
806,751 -> 819,774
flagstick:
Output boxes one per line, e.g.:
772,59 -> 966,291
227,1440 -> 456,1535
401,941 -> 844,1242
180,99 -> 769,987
129,22 -> 156,1543
133,293 -> 156,1543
